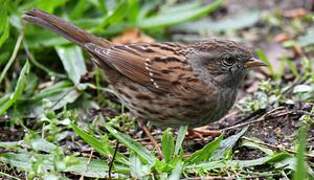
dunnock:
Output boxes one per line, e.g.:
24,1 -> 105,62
23,9 -> 265,129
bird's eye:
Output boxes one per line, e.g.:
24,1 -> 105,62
222,57 -> 234,66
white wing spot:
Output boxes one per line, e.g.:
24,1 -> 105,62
153,82 -> 160,88
144,58 -> 159,88
140,46 -> 148,51
144,61 -> 152,71
123,45 -> 134,52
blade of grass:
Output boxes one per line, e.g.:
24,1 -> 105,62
55,46 -> 87,86
138,0 -> 223,29
0,60 -> 30,115
66,156 -> 129,178
161,128 -> 175,163
19,0 -> 67,13
128,0 -> 139,23
0,33 -> 23,84
0,94 -> 10,106
26,137 -> 57,153
0,141 -> 21,149
70,0 -> 90,19
97,0 -> 129,29
47,87 -> 81,110
97,0 -> 108,14
31,81 -> 73,101
71,123 -> 128,165
174,126 -> 187,156
0,152 -> 129,178
137,0 -> 160,21
173,11 -> 260,33
256,49 -> 274,76
211,126 -> 248,160
105,124 -> 156,164
241,138 -> 274,156
160,1 -> 200,14
293,124 -> 308,180
168,161 -> 183,180
186,153 -> 289,172
0,0 -> 10,47
286,59 -> 300,79
186,135 -> 223,164
263,152 -> 291,164
129,154 -> 152,178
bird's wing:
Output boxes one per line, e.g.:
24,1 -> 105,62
85,42 -> 203,93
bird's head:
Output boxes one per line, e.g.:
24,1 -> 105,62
188,40 -> 266,88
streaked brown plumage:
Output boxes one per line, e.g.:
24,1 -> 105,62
23,9 -> 265,128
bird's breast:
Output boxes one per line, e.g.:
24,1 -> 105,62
112,76 -> 237,128
208,87 -> 238,122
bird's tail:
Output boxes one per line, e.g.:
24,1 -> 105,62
23,9 -> 110,47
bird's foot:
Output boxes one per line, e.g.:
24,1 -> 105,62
187,127 -> 221,139
138,120 -> 163,158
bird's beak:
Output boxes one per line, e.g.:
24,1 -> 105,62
244,57 -> 267,69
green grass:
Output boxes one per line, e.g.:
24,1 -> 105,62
0,0 -> 314,179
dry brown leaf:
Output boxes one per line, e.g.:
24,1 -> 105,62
274,33 -> 290,43
112,28 -> 155,44
282,8 -> 308,18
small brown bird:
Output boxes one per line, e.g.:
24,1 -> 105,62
23,9 -> 265,130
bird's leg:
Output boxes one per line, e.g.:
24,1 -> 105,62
138,120 -> 162,158
187,126 -> 221,139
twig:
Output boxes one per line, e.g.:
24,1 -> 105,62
0,33 -> 24,84
292,110 -> 314,118
221,107 -> 287,131
135,131 -> 163,142
225,108 -> 266,128
0,172 -> 21,180
80,150 -> 94,180
108,141 -> 119,180
138,121 -> 163,159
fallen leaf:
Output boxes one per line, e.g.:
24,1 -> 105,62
282,8 -> 308,18
274,33 -> 290,43
112,28 -> 154,44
